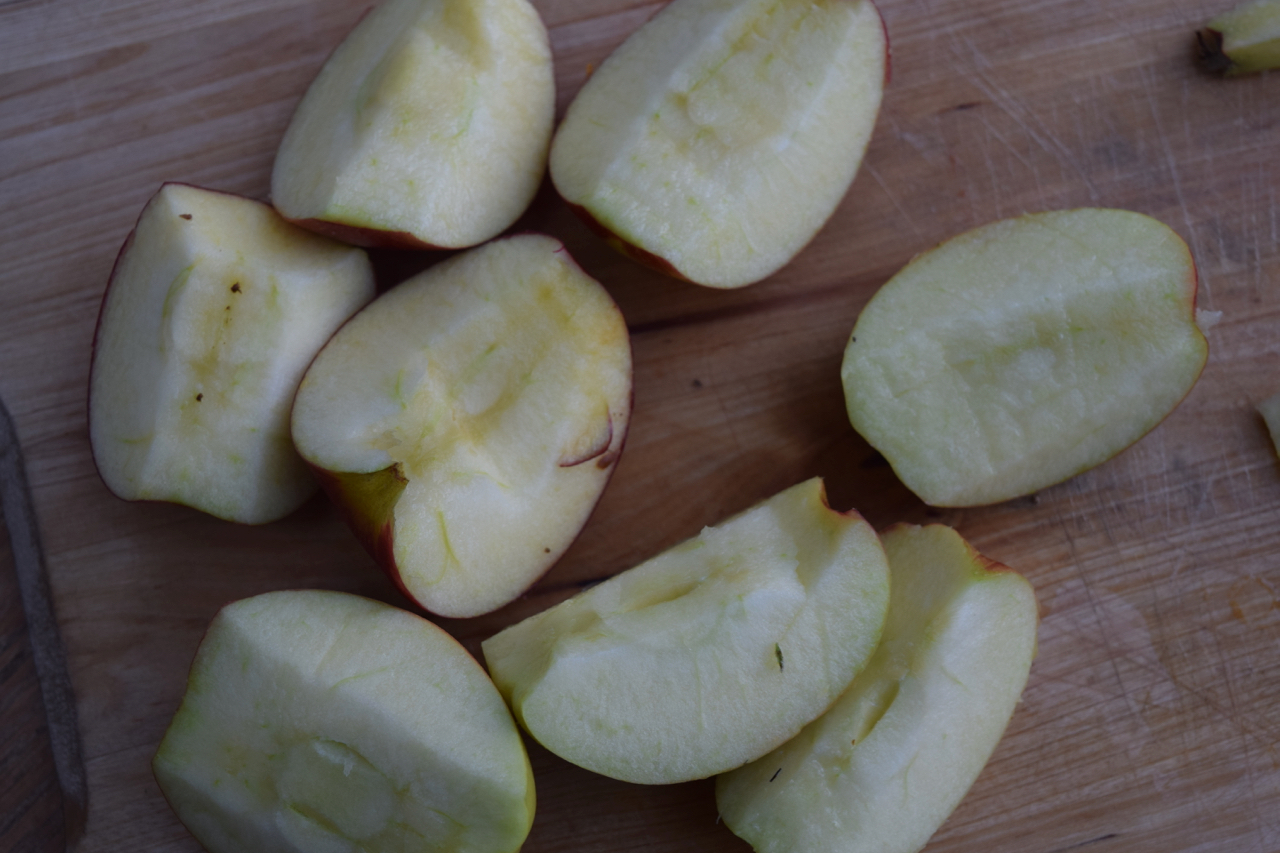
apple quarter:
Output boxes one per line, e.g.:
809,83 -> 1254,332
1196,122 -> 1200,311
841,208 -> 1208,507
88,183 -> 375,524
482,478 -> 891,785
271,0 -> 555,249
549,0 -> 888,289
153,590 -> 535,853
291,234 -> 632,619
716,524 -> 1038,853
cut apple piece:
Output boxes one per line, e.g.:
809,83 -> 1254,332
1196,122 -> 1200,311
549,0 -> 887,289
841,208 -> 1208,507
271,0 -> 555,249
1258,391 -> 1280,455
1197,0 -> 1280,75
482,478 -> 890,785
716,524 -> 1037,853
88,183 -> 374,524
153,590 -> 534,853
290,234 -> 631,618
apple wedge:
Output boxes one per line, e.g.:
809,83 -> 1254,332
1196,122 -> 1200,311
716,524 -> 1037,853
153,590 -> 534,853
1197,0 -> 1280,75
549,0 -> 887,289
290,234 -> 631,618
271,0 -> 554,249
841,208 -> 1209,507
481,478 -> 890,785
1258,391 -> 1280,455
89,183 -> 374,524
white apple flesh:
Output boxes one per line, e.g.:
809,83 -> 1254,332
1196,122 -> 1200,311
290,234 -> 632,618
271,0 -> 555,249
153,590 -> 535,853
549,0 -> 887,289
841,208 -> 1208,507
482,478 -> 890,785
716,524 -> 1038,853
89,183 -> 374,524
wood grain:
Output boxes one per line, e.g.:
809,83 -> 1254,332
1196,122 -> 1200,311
2,0 -> 1279,851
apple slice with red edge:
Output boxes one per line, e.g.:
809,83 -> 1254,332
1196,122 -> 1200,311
1197,0 -> 1280,75
153,590 -> 534,853
549,0 -> 888,289
271,0 -> 555,249
841,208 -> 1210,507
290,234 -> 632,618
482,478 -> 891,785
89,183 -> 374,524
716,523 -> 1038,853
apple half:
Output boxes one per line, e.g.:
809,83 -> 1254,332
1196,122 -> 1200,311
290,234 -> 632,618
841,208 -> 1209,507
481,478 -> 890,785
716,524 -> 1038,853
153,590 -> 535,853
549,0 -> 887,289
89,183 -> 375,524
271,0 -> 555,249
1197,0 -> 1280,75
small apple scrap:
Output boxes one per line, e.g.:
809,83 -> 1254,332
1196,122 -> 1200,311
482,478 -> 891,785
89,183 -> 375,524
271,0 -> 555,249
716,524 -> 1038,853
842,208 -> 1209,507
1257,391 -> 1280,454
1197,0 -> 1280,75
153,590 -> 535,853
291,234 -> 632,618
550,0 -> 888,289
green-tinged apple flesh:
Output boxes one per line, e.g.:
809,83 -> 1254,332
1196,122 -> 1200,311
716,524 -> 1038,853
550,0 -> 887,289
1258,391 -> 1280,455
89,183 -> 374,524
153,590 -> 534,853
482,478 -> 890,785
1198,0 -> 1280,75
842,208 -> 1208,507
271,0 -> 554,249
290,234 -> 632,618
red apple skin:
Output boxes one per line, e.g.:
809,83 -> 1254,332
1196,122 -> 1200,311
281,216 -> 450,251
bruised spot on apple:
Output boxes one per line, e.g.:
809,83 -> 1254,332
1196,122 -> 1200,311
88,183 -> 375,524
153,590 -> 534,853
842,208 -> 1209,507
291,234 -> 632,618
272,0 -> 555,250
482,478 -> 891,785
550,0 -> 888,289
716,524 -> 1038,853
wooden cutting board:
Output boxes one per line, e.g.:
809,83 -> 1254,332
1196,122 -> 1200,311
2,0 -> 1279,850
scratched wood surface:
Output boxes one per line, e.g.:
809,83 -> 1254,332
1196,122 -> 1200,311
2,0 -> 1279,851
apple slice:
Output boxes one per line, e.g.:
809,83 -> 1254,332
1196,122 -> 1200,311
88,183 -> 374,524
1258,391 -> 1280,454
290,234 -> 631,618
153,590 -> 535,853
841,208 -> 1208,507
271,0 -> 554,249
549,0 -> 887,289
481,478 -> 890,785
716,524 -> 1037,853
1197,0 -> 1280,75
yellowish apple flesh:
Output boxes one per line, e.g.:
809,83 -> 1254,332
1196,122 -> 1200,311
716,524 -> 1038,853
153,590 -> 535,853
271,0 -> 554,249
1198,0 -> 1280,75
842,208 -> 1208,507
550,0 -> 887,289
290,235 -> 632,618
482,478 -> 890,785
89,183 -> 374,524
